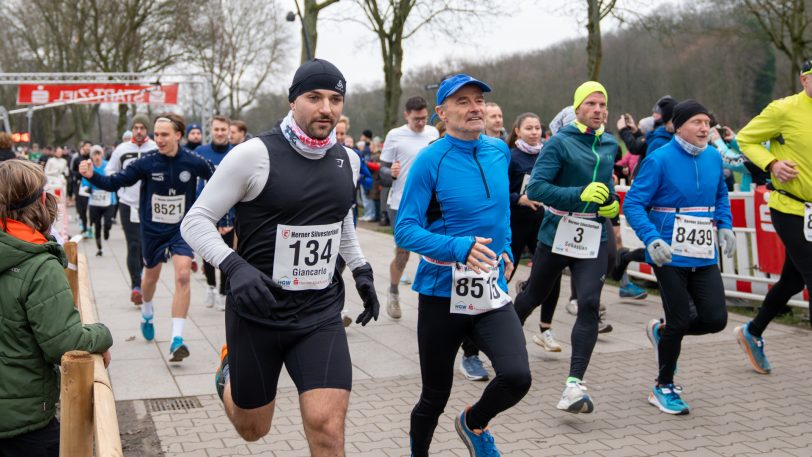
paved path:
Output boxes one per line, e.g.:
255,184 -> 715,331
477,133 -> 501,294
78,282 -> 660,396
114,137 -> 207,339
79,220 -> 812,456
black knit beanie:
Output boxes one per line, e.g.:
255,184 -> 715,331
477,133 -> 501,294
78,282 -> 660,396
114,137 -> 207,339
288,59 -> 346,102
658,97 -> 677,124
672,99 -> 710,131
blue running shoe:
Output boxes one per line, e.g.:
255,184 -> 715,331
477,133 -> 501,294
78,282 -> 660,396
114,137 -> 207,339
169,337 -> 190,362
649,384 -> 690,415
620,282 -> 647,299
140,315 -> 154,341
455,407 -> 501,457
460,355 -> 489,381
735,321 -> 771,374
215,344 -> 229,401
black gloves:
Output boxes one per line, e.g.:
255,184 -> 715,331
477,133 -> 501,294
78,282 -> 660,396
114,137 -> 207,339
219,252 -> 277,318
352,263 -> 380,326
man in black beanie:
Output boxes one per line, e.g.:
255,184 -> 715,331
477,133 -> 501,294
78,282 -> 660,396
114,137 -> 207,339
181,59 -> 380,453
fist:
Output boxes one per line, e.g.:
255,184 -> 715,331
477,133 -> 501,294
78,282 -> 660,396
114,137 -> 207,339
78,160 -> 94,178
391,161 -> 401,178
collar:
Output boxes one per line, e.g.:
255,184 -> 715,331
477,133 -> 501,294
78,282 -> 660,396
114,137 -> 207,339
674,135 -> 707,156
3,219 -> 48,244
132,137 -> 148,147
573,120 -> 605,136
444,133 -> 483,152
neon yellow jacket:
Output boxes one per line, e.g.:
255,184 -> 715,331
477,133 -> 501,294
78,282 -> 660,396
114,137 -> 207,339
737,91 -> 812,216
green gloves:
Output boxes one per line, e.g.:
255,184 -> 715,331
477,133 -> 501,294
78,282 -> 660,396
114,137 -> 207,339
580,182 -> 610,204
598,200 -> 619,217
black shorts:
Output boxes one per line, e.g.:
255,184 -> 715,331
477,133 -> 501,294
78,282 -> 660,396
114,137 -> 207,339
225,305 -> 352,409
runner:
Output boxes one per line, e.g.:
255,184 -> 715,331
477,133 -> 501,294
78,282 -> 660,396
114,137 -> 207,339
105,113 -> 156,305
623,99 -> 735,414
80,113 -> 214,362
734,59 -> 812,373
506,112 -> 562,352
87,146 -> 117,257
195,115 -> 234,311
395,74 -> 531,456
484,102 -> 506,141
73,141 -> 92,238
185,123 -> 203,151
379,96 -> 439,319
513,81 -> 619,414
229,120 -> 248,146
181,59 -> 381,451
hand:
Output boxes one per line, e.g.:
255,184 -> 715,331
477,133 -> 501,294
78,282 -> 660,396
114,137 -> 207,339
770,160 -> 800,183
466,237 -> 497,274
647,239 -> 673,267
722,126 -> 735,142
391,161 -> 401,179
502,252 -> 514,282
218,226 -> 234,235
352,263 -> 380,326
598,200 -> 619,218
78,159 -> 94,178
580,182 -> 610,205
616,116 -> 628,131
719,228 -> 736,258
101,350 -> 111,369
219,252 -> 277,318
518,194 -> 541,211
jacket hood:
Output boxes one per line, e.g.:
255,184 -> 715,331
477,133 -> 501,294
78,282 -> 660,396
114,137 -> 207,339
648,125 -> 673,142
0,230 -> 66,273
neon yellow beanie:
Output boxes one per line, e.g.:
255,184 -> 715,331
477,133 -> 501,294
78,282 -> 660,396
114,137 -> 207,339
573,81 -> 608,109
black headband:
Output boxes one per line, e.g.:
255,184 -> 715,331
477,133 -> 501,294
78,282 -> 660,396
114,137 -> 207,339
9,188 -> 44,211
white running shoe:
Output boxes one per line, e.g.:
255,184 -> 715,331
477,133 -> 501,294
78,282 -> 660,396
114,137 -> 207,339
565,299 -> 578,316
341,309 -> 353,327
205,287 -> 216,308
533,329 -> 562,352
387,292 -> 402,319
556,380 -> 594,413
215,294 -> 226,311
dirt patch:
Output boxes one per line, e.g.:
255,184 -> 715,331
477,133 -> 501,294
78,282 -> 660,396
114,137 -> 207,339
116,400 -> 163,456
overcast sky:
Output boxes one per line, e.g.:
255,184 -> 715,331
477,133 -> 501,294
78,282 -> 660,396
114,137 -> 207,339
275,0 -> 664,92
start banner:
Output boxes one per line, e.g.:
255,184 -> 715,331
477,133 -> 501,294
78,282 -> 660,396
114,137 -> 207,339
16,83 -> 179,105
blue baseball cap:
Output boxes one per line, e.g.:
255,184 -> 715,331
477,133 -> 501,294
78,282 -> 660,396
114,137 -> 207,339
435,74 -> 492,106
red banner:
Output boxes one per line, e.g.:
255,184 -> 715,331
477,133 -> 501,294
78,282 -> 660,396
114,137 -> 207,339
16,83 -> 179,105
754,185 -> 786,275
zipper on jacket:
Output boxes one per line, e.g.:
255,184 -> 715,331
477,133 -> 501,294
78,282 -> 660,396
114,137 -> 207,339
583,134 -> 601,212
694,155 -> 700,191
472,147 -> 491,198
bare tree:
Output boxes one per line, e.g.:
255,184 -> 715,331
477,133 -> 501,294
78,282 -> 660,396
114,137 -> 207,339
356,0 -> 494,131
586,0 -> 619,80
740,0 -> 812,92
186,0 -> 289,118
299,0 -> 341,63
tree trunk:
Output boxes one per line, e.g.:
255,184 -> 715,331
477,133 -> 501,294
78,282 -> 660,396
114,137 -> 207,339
116,104 -> 129,140
586,0 -> 603,80
382,39 -> 404,132
302,0 -> 320,62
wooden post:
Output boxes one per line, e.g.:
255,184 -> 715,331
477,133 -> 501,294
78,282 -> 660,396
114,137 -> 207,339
60,351 -> 94,457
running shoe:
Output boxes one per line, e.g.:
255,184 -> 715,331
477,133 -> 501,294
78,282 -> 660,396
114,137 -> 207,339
400,273 -> 412,285
387,292 -> 402,319
83,228 -> 93,239
532,329 -> 562,352
454,407 -> 501,457
556,380 -> 594,413
460,355 -> 489,381
204,286 -> 216,308
565,299 -> 578,316
649,383 -> 690,415
619,282 -> 647,299
598,306 -> 613,333
215,344 -> 229,402
734,321 -> 772,374
341,309 -> 353,327
130,287 -> 143,305
140,315 -> 154,341
215,294 -> 226,312
96,249 -> 103,257
169,337 -> 190,362
514,280 -> 528,296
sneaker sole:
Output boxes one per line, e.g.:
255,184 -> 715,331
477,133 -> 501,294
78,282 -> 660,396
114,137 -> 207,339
734,327 -> 770,375
557,395 -> 594,414
459,365 -> 488,381
453,412 -> 477,456
532,334 -> 562,352
620,291 -> 648,299
598,324 -> 613,334
387,307 -> 402,319
648,392 -> 689,415
169,345 -> 190,362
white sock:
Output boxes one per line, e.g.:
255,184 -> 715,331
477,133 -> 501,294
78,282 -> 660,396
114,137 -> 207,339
142,301 -> 154,318
171,318 -> 185,339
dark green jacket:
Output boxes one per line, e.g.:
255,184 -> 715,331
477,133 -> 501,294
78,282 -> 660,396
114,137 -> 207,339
526,123 -> 618,247
0,229 -> 113,438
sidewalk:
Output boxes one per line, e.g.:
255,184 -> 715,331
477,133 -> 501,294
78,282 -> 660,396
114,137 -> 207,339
80,221 -> 812,456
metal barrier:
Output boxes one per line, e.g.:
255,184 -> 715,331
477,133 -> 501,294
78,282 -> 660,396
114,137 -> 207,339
60,238 -> 123,457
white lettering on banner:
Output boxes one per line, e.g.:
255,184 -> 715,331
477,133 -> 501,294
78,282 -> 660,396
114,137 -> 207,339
759,204 -> 775,233
450,264 -> 511,315
151,194 -> 184,224
671,214 -> 716,259
804,203 -> 812,242
89,190 -> 112,207
552,216 -> 601,259
273,222 -> 342,291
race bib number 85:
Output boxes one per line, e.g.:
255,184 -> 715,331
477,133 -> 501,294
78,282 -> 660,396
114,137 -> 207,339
450,264 -> 510,315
